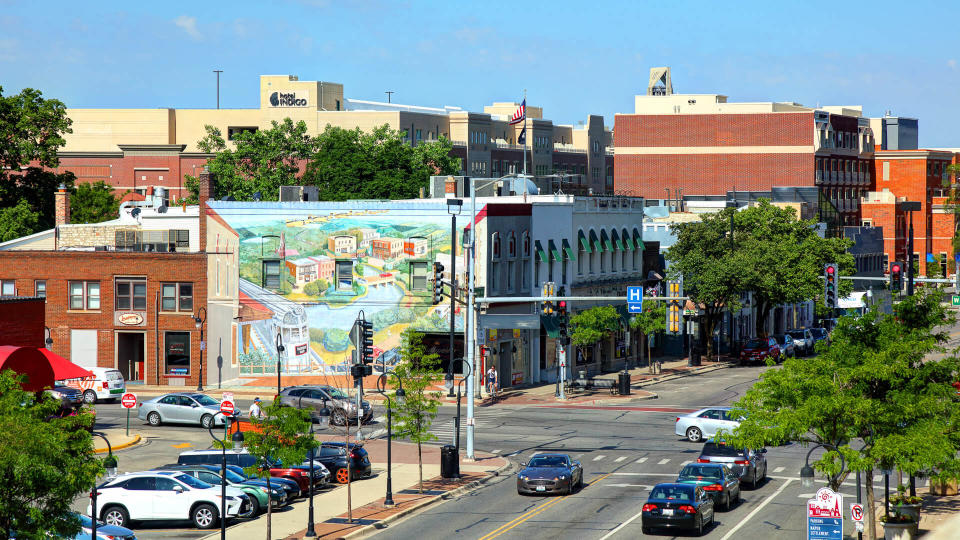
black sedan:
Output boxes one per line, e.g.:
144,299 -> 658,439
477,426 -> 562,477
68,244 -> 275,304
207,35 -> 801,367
516,453 -> 583,495
642,483 -> 715,536
676,463 -> 741,510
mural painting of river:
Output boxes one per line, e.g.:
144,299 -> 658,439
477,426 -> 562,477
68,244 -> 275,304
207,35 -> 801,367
209,201 -> 466,376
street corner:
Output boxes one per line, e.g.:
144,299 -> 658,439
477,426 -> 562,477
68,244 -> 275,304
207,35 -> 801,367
93,431 -> 142,453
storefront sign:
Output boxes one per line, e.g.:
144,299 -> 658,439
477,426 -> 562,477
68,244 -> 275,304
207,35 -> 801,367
296,344 -> 308,355
268,91 -> 309,107
116,312 -> 146,326
512,371 -> 523,385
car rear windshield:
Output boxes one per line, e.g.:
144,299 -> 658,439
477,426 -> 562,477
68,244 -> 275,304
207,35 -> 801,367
106,370 -> 124,380
679,465 -> 723,480
650,485 -> 694,500
744,339 -> 764,348
701,443 -> 745,457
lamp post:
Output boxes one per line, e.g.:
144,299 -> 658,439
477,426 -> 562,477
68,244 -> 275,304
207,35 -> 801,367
725,198 -> 737,356
446,197 -> 463,397
44,326 -> 53,348
275,332 -> 285,398
90,432 -> 118,540
194,307 -> 207,392
799,442 -> 845,490
899,201 -> 921,295
297,393 -> 328,536
453,358 -> 472,455
208,412 -> 243,540
376,371 -> 405,506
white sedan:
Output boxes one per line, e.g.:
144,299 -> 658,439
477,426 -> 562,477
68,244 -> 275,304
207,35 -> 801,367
675,407 -> 741,443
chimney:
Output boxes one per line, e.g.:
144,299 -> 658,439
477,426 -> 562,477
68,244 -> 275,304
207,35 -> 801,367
198,168 -> 215,252
55,183 -> 70,227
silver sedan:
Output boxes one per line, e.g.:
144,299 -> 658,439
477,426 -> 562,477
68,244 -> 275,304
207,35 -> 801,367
138,393 -> 239,428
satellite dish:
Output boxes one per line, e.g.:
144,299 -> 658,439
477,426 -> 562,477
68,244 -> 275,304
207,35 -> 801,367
130,207 -> 141,218
253,192 -> 262,202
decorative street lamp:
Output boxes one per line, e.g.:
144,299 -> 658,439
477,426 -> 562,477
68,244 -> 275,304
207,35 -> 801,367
298,393 -> 330,536
446,197 -> 463,397
44,326 -> 53,348
275,331 -> 285,398
799,442 -> 845,489
90,432 -> 118,540
376,371 -> 406,506
194,307 -> 207,391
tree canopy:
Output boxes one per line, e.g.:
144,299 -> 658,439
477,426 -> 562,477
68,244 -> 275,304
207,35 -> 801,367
0,86 -> 72,170
570,305 -> 621,347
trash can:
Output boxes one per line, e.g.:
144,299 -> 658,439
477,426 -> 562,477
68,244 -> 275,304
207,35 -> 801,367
441,444 -> 460,479
689,346 -> 702,367
618,372 -> 631,396
578,370 -> 587,380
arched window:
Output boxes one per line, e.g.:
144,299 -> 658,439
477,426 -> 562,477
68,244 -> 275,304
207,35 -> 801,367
491,232 -> 501,260
521,231 -> 530,258
507,231 -> 516,258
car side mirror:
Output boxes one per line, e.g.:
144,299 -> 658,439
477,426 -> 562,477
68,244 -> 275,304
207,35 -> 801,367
174,485 -> 184,493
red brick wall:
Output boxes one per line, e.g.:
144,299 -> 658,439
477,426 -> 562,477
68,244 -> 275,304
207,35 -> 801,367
0,251 -> 207,386
0,298 -> 45,347
614,112 -> 814,148
861,201 -> 903,270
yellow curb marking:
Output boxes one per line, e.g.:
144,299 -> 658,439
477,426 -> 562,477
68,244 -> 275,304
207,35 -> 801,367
94,435 -> 141,453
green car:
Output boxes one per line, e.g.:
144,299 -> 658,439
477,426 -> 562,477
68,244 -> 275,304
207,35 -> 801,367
156,465 -> 287,515
675,463 -> 741,511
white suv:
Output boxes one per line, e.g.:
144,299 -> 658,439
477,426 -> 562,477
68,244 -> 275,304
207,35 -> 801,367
59,367 -> 126,404
88,471 -> 251,529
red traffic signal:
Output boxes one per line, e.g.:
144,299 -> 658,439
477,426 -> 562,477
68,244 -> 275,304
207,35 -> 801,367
558,300 -> 567,309
826,265 -> 835,275
891,264 -> 901,273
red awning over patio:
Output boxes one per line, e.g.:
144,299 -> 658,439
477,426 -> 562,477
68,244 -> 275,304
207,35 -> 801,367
0,346 -> 93,391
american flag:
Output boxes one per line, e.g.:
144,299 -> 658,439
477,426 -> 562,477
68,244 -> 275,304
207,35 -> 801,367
507,99 -> 526,125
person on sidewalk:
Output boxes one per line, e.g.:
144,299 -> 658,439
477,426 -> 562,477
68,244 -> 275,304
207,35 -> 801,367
485,365 -> 498,399
249,397 -> 264,419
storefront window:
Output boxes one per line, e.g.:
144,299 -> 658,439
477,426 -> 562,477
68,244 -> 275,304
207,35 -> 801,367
164,331 -> 190,375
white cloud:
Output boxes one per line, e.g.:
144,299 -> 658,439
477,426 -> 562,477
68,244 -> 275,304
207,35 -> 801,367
948,59 -> 957,70
174,15 -> 202,40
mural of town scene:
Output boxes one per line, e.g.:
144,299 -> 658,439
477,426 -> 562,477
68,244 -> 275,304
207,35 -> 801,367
212,204 -> 466,376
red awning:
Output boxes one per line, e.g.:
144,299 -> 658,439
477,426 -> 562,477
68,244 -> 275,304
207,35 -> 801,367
0,346 -> 92,392
38,348 -> 94,381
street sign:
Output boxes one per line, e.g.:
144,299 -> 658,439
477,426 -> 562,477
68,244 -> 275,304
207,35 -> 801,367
220,400 -> 235,416
120,393 -> 137,409
952,295 -> 960,306
222,392 -> 234,403
850,503 -> 864,523
627,286 -> 643,313
807,487 -> 843,540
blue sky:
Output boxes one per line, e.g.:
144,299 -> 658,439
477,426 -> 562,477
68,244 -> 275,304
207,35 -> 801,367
2,0 -> 959,146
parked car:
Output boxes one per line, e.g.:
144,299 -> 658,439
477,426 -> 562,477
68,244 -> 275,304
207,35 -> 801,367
177,449 -> 328,493
314,442 -> 372,484
809,327 -> 830,351
676,463 -> 741,511
277,385 -> 373,426
641,483 -> 715,536
773,334 -> 796,359
516,453 -> 583,495
73,512 -> 137,540
675,407 -> 741,443
155,464 -> 287,515
224,464 -> 302,499
87,471 -> 250,529
786,329 -> 813,356
45,385 -> 83,409
738,337 -> 781,364
58,367 -> 126,404
697,441 -> 768,488
138,393 -> 240,428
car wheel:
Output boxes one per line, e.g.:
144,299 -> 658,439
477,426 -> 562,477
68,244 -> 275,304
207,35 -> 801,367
102,505 -> 129,528
200,414 -> 215,429
331,409 -> 348,426
147,411 -> 161,426
686,426 -> 703,443
192,503 -> 219,529
247,494 -> 261,516
335,468 -> 350,484
83,390 -> 97,404
696,515 -> 703,536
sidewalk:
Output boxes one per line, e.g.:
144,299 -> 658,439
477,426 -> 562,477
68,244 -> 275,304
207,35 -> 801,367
91,427 -> 142,453
913,485 -> 960,538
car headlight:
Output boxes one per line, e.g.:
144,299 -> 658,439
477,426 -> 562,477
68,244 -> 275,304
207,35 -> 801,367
559,475 -> 566,480
518,475 -> 526,480
553,477 -> 559,481
260,487 -> 269,493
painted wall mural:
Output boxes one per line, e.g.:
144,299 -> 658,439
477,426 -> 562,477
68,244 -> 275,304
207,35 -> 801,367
209,202 -> 466,376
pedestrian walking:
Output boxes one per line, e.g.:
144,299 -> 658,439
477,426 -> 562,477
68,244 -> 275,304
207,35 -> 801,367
249,397 -> 264,419
485,365 -> 498,398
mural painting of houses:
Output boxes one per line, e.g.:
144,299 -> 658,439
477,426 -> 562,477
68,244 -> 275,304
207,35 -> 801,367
328,235 -> 357,255
371,238 -> 404,260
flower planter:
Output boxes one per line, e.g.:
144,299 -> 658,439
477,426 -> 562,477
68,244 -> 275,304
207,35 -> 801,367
929,477 -> 959,496
882,520 -> 917,540
887,502 -> 922,525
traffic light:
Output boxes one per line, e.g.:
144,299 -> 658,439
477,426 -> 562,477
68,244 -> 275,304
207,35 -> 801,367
890,261 -> 903,292
824,263 -> 838,308
432,262 -> 444,305
359,319 -> 374,365
665,277 -> 683,335
541,282 -> 555,315
556,285 -> 569,344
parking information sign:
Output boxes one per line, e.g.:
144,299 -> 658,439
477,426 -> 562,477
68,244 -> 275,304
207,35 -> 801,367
627,286 -> 644,313
807,488 -> 843,540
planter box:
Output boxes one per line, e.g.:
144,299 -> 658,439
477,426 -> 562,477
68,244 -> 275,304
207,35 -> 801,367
887,502 -> 921,523
883,521 -> 917,540
930,477 -> 959,496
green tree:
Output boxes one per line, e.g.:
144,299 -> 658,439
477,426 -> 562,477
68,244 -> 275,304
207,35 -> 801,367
303,278 -> 329,297
0,370 -> 100,539
0,86 -> 72,170
0,168 -> 76,232
70,181 -> 120,224
242,398 -> 317,540
390,330 -> 443,493
569,305 -> 621,348
0,199 -> 40,242
630,300 -> 666,369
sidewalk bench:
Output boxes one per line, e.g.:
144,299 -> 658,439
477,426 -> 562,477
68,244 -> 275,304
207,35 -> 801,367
565,378 -> 618,395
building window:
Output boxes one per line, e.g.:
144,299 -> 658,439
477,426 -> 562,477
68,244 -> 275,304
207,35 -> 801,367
491,232 -> 501,260
227,126 -> 258,140
522,231 -> 530,258
164,331 -> 190,376
507,232 -> 516,258
69,281 -> 100,310
35,280 -> 46,298
0,280 -> 15,296
336,260 -> 353,291
262,260 -> 281,290
161,282 -> 193,312
882,162 -> 890,181
115,278 -> 147,311
415,129 -> 422,141
409,261 -> 428,292
562,257 -> 568,284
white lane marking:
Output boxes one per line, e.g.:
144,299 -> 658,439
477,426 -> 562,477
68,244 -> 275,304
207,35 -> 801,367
615,456 -> 627,462
612,472 -> 685,476
635,457 -> 648,464
657,458 -> 670,465
720,479 -> 794,540
593,454 -> 607,461
774,466 -> 785,473
599,506 -> 647,540
680,460 -> 692,466
606,484 -> 654,489
490,449 -> 502,454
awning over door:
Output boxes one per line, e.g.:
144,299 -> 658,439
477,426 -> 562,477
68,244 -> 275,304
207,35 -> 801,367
561,239 -> 576,260
633,228 -> 645,250
621,228 -> 633,250
547,240 -> 562,262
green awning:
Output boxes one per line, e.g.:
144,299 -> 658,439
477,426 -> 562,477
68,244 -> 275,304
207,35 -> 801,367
589,230 -> 602,252
621,228 -> 633,250
548,239 -> 562,262
600,229 -> 613,251
541,314 -> 560,338
610,229 -> 623,251
633,228 -> 645,250
534,240 -> 548,262
561,239 -> 576,261
578,230 -> 592,254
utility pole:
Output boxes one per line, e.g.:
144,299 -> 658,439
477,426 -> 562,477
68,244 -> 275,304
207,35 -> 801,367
213,70 -> 223,109
385,91 -> 394,103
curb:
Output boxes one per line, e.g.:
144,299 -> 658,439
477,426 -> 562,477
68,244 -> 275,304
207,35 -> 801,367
632,362 -> 734,389
94,434 -> 141,453
341,458 -> 515,539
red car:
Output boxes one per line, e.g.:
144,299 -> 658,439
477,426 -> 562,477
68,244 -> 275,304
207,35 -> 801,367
739,337 -> 781,365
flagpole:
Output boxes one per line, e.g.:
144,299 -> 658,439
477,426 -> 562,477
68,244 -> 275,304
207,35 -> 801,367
523,88 -> 528,178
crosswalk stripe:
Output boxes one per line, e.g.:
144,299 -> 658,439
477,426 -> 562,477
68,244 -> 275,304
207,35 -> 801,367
593,455 -> 606,461
615,456 -> 627,462
635,457 -> 648,464
491,448 -> 502,454
774,466 -> 785,473
658,459 -> 670,465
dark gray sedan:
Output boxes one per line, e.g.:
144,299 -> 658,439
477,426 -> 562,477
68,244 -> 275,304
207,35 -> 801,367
516,454 -> 583,495
138,393 -> 239,428
697,441 -> 767,488
277,385 -> 372,426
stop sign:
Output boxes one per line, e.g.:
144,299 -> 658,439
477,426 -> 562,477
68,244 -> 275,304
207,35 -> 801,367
220,400 -> 235,416
120,393 -> 137,409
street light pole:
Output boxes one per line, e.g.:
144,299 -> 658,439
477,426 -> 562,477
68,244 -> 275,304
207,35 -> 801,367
446,198 -> 463,397
799,442 -> 845,490
899,201 -> 921,296
208,412 -> 230,540
376,372 -> 405,506
455,358 -> 471,454
90,433 -> 118,540
194,307 -> 207,392
275,332 -> 285,398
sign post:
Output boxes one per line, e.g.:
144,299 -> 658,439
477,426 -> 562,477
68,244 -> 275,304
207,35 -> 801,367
850,502 -> 864,536
807,487 -> 843,540
120,392 -> 137,436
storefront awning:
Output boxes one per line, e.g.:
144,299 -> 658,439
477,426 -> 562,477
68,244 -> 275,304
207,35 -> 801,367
541,314 -> 560,338
600,229 -> 613,251
621,227 -> 633,250
633,228 -> 645,250
589,230 -> 602,252
534,240 -> 548,262
548,240 -> 562,262
561,239 -> 576,261
0,346 -> 93,392
578,230 -> 592,254
610,229 -> 623,251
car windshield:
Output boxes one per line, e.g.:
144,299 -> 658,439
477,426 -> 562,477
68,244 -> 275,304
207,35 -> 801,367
679,465 -> 722,480
650,485 -> 693,500
528,456 -> 567,468
176,473 -> 212,489
744,339 -> 764,348
787,331 -> 805,339
701,443 -> 745,457
223,469 -> 247,483
193,395 -> 219,406
324,388 -> 350,400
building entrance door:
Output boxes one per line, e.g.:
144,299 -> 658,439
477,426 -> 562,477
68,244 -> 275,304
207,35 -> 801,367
116,332 -> 145,383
